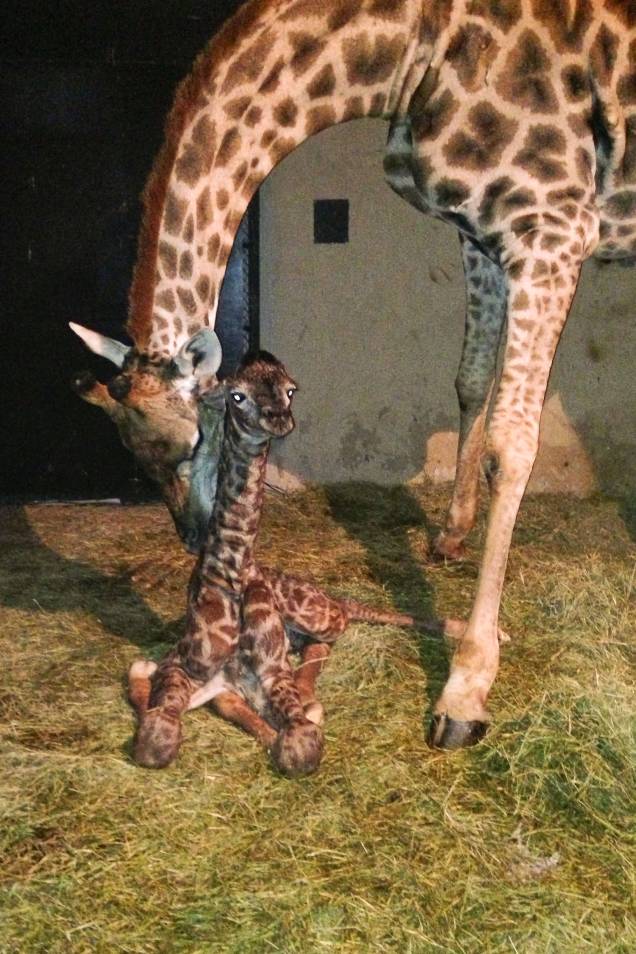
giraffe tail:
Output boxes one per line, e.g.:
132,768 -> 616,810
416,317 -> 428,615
341,599 -> 414,627
127,659 -> 158,715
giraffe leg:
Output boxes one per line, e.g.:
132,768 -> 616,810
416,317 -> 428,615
430,240 -> 587,748
242,579 -> 324,777
434,236 -> 506,561
294,642 -> 332,725
131,653 -> 198,768
210,690 -> 278,750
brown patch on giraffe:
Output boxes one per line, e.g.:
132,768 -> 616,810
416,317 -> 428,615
447,23 -> 497,92
305,105 -> 337,137
369,91 -> 387,115
444,103 -> 518,171
207,234 -> 221,262
327,0 -> 364,31
196,276 -> 211,302
177,288 -> 198,316
217,189 -> 230,210
260,129 -> 277,149
507,258 -> 525,280
435,178 -> 471,208
307,63 -> 336,99
154,315 -> 169,331
183,214 -> 194,244
369,0 -> 403,18
514,125 -> 568,182
575,145 -> 594,186
511,213 -> 540,238
342,95 -> 365,122
179,251 -> 194,280
531,0 -> 594,53
217,128 -> 241,166
273,97 -> 298,127
342,33 -> 404,86
245,105 -> 262,127
567,112 -> 589,138
562,64 -> 589,102
223,210 -> 243,236
163,190 -> 188,236
591,23 -> 620,85
467,0 -> 522,32
158,241 -> 178,279
221,31 -> 276,94
605,190 -> 636,219
259,57 -> 286,94
605,0 -> 636,28
232,160 -> 249,191
242,174 -> 261,199
196,186 -> 213,231
175,140 -> 206,186
289,32 -> 326,78
224,96 -> 251,120
411,89 -> 459,142
270,136 -> 299,165
540,232 -> 566,251
155,289 -> 176,312
617,43 -> 636,105
218,244 -> 233,266
496,29 -> 558,113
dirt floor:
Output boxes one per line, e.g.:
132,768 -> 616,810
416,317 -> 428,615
1,483 -> 634,952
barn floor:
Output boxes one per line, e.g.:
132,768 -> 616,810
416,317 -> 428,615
1,483 -> 634,953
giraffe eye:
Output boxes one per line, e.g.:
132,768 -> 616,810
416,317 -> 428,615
287,388 -> 296,399
231,392 -> 245,404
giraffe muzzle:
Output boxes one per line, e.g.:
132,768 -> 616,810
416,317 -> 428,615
71,370 -> 97,395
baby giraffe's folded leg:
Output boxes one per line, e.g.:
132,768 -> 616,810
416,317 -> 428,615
294,642 -> 332,725
210,690 -> 278,749
129,653 -> 198,769
243,578 -> 324,777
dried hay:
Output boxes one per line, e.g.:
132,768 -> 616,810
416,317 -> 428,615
1,483 -> 634,952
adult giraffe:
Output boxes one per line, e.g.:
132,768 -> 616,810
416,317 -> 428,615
72,0 -> 636,749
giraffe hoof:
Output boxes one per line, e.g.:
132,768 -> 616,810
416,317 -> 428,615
432,533 -> 467,562
427,713 -> 488,750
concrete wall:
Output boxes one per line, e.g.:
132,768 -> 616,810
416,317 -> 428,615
259,120 -> 636,496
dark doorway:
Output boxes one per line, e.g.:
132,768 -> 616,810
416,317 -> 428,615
1,1 -> 254,502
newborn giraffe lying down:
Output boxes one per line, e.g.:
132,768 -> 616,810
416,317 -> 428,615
128,345 -> 457,776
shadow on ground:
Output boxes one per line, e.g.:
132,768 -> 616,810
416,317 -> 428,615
323,482 -> 452,718
0,506 -> 182,649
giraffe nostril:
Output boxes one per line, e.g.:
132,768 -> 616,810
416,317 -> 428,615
71,370 -> 97,394
108,374 -> 133,401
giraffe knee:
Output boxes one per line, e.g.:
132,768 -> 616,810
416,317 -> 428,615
271,722 -> 325,777
133,711 -> 183,769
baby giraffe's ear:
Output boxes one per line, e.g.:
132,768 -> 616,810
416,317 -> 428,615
174,329 -> 223,380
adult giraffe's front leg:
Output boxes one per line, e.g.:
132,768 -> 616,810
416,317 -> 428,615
429,244 -> 585,749
434,237 -> 507,560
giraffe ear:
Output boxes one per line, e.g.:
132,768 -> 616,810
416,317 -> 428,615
69,322 -> 131,369
174,329 -> 223,379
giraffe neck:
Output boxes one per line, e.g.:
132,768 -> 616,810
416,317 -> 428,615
197,415 -> 269,595
129,0 -> 434,355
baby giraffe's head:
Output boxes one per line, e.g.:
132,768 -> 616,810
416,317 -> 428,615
224,351 -> 298,440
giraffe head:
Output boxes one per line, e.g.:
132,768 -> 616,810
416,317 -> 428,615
70,323 -> 224,553
223,351 -> 298,441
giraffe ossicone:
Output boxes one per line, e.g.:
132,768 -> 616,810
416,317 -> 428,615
72,0 -> 635,750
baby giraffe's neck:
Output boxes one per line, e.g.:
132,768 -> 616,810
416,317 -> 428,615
197,415 -> 269,595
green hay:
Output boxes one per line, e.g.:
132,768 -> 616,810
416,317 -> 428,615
1,484 -> 635,953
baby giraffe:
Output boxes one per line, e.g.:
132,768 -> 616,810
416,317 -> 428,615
129,350 -> 417,775
129,350 -> 326,775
